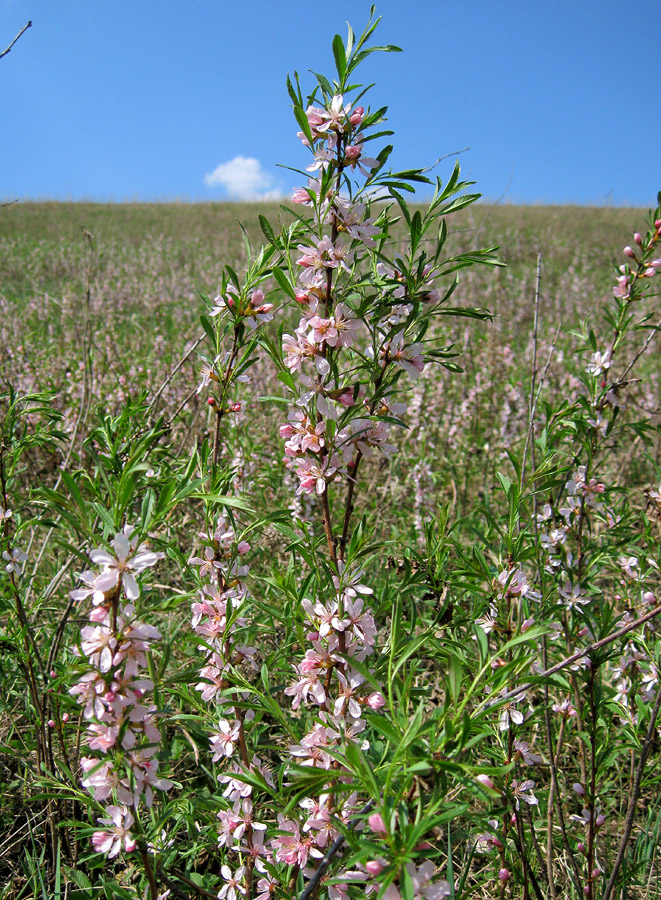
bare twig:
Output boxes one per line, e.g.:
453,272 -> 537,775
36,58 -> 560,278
146,332 -> 205,418
25,230 -> 95,602
484,604 -> 661,710
601,677 -> 661,900
0,20 -> 32,60
297,800 -> 374,900
520,251 -> 542,492
169,384 -> 199,426
617,315 -> 661,384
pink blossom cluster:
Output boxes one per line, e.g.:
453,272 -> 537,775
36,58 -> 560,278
190,514 -> 254,706
534,464 -> 613,617
189,514 -> 278,888
614,219 -> 661,299
270,88 -> 457,900
68,526 -> 170,856
210,283 -> 275,331
296,95 -> 378,178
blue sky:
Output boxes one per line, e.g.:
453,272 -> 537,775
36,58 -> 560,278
1,0 -> 658,205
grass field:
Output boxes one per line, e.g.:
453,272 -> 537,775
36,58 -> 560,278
1,199 -> 661,900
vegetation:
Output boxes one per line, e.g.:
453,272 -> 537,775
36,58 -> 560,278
1,12 -> 661,900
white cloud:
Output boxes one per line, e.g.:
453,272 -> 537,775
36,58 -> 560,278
204,155 -> 282,201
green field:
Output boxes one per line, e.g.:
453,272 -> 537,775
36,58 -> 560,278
1,199 -> 661,900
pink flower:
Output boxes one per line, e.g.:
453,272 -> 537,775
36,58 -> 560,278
614,274 -> 631,299
218,864 -> 247,900
272,816 -> 323,867
368,812 -> 387,834
334,670 -> 365,718
382,332 -> 425,379
511,779 -> 538,809
293,456 -> 338,496
405,861 -> 451,899
3,547 -> 27,576
88,527 -> 163,601
210,719 -> 241,760
91,805 -> 136,858
350,106 -> 365,126
255,874 -> 278,900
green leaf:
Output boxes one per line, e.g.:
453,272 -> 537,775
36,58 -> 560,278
258,214 -> 276,245
401,864 -> 414,900
189,492 -> 252,511
293,104 -> 313,146
200,314 -> 216,348
272,265 -> 297,299
332,33 -> 347,82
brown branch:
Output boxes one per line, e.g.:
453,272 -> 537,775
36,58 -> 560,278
485,604 -> 661,709
146,332 -> 205,417
0,21 -> 32,61
601,676 -> 661,900
297,800 -> 374,900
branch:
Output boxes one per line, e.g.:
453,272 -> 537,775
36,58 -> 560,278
484,604 -> 661,709
297,800 -> 374,900
601,676 -> 661,900
0,21 -> 32,61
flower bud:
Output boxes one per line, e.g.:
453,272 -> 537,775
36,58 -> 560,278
368,812 -> 387,834
476,774 -> 495,790
510,813 -> 517,826
573,783 -> 586,796
643,591 -> 656,604
577,842 -> 586,854
48,719 -> 56,728
345,144 -> 362,161
367,691 -> 386,710
650,259 -> 661,270
498,868 -> 510,883
595,813 -> 605,827
50,670 -> 57,678
364,860 -> 383,876
292,187 -> 310,204
350,106 -> 365,125
592,868 -> 601,879
229,402 -> 242,413
62,713 -> 70,723
634,232 -> 643,245
623,246 -> 636,258
584,886 -> 590,896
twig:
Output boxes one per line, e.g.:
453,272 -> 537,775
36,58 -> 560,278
617,315 -> 661,384
169,384 -> 199,426
601,677 -> 661,900
521,252 -> 542,491
25,230 -> 95,603
297,800 -> 374,900
541,639 -> 581,892
519,250 -> 540,500
0,20 -> 32,60
146,333 -> 205,418
484,604 -> 661,709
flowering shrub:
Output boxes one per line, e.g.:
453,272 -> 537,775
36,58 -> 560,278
1,9 -> 661,900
